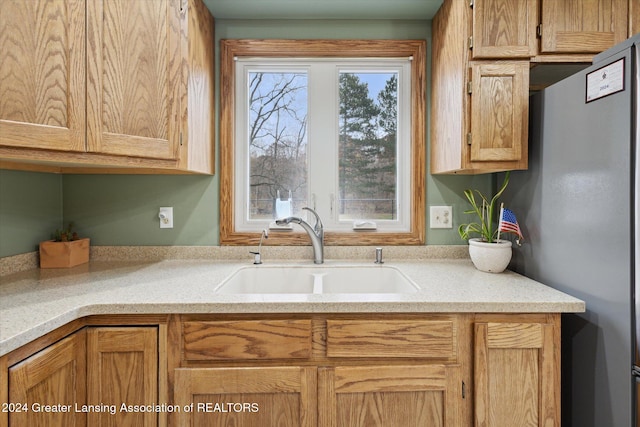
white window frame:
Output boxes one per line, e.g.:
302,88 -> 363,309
234,57 -> 412,233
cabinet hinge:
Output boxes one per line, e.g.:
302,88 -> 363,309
468,36 -> 473,50
469,0 -> 474,8
467,133 -> 472,146
180,132 -> 183,146
462,381 -> 466,398
467,81 -> 473,94
536,24 -> 542,38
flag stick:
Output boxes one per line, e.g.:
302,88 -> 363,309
497,202 -> 504,242
481,199 -> 486,240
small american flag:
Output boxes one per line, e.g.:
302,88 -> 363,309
499,207 -> 523,242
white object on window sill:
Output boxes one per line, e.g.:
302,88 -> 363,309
352,221 -> 377,230
269,221 -> 293,230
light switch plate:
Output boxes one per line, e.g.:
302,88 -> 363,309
430,206 -> 453,229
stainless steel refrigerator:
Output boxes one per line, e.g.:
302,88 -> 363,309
503,33 -> 639,427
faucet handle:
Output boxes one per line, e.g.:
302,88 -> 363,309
375,247 -> 384,264
249,251 -> 262,264
302,207 -> 323,231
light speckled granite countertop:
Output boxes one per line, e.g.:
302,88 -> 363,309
0,253 -> 585,357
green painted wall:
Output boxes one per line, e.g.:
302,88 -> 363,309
1,18 -> 492,257
62,174 -> 217,246
0,170 -> 63,257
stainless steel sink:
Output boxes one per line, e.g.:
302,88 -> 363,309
214,265 -> 419,294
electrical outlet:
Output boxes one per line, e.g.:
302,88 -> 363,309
430,206 -> 452,229
159,207 -> 174,229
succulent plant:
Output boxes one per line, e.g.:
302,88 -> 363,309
53,222 -> 80,242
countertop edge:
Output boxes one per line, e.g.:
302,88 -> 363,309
0,258 -> 586,358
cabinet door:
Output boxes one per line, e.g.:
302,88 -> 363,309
9,330 -> 87,427
475,322 -> 558,427
0,0 -> 85,152
319,365 -> 463,427
174,366 -> 317,427
540,0 -> 628,53
87,327 -> 158,427
469,61 -> 529,167
631,0 -> 640,37
472,0 -> 538,58
86,0 -> 181,160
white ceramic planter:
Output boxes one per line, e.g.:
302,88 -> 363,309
468,238 -> 512,273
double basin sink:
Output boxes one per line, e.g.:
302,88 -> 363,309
214,265 -> 419,295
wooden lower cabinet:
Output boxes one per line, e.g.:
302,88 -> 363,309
173,366 -> 317,427
474,316 -> 559,427
6,325 -> 159,427
87,327 -> 158,427
3,313 -> 561,427
319,364 -> 463,427
171,315 -> 470,427
9,330 -> 87,427
172,364 -> 461,427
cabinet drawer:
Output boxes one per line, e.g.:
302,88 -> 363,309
182,320 -> 312,361
326,319 -> 456,358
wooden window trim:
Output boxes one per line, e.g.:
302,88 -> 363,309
220,39 -> 426,246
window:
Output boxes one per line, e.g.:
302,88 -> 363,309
220,40 -> 426,246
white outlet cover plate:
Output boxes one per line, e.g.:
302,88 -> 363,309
159,207 -> 174,229
430,206 -> 453,229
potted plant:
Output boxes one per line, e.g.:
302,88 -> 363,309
39,222 -> 90,268
458,172 -> 515,273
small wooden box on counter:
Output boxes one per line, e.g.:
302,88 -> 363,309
39,238 -> 90,268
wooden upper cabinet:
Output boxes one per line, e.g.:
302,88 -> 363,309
471,0 -> 539,58
469,61 -> 529,167
539,0 -> 629,54
0,0 -> 86,152
86,0 -> 181,160
631,0 -> 640,37
9,330 -> 87,427
0,0 -> 214,174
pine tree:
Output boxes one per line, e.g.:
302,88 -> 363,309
338,73 -> 381,214
376,75 -> 398,207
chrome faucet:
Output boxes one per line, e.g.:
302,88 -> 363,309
276,207 -> 324,264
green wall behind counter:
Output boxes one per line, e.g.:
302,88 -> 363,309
0,170 -> 63,256
0,18 -> 491,258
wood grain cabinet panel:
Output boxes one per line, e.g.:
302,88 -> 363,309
182,320 -> 312,361
326,319 -> 456,359
469,61 -> 529,166
474,321 -> 559,427
174,366 -> 317,427
319,364 -> 463,427
0,0 -> 86,152
87,327 -> 158,427
8,330 -> 87,427
86,0 -> 181,161
471,0 -> 538,58
540,0 -> 628,54
631,0 -> 640,37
